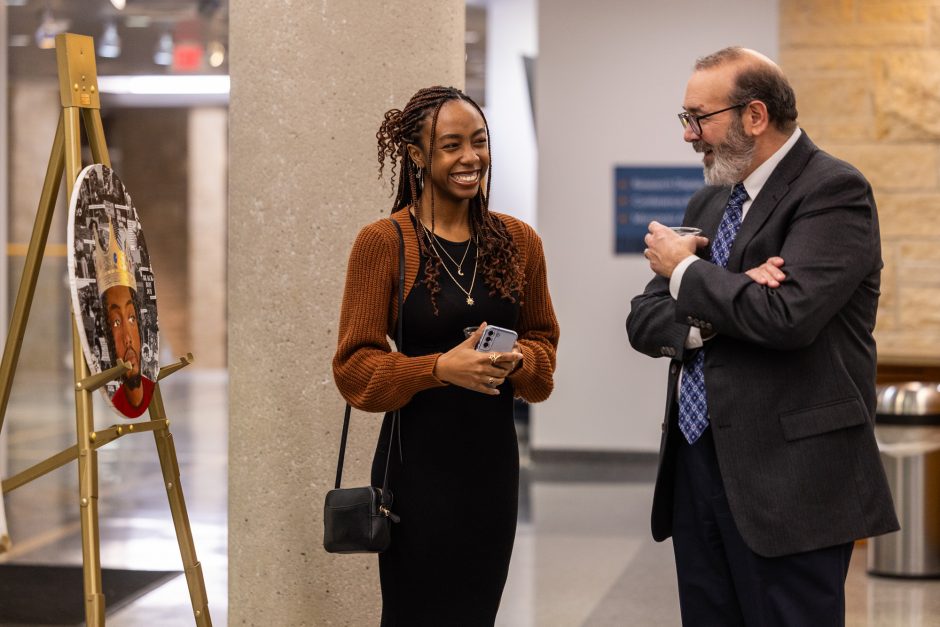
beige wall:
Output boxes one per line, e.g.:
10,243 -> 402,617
227,0 -> 464,623
780,0 -> 940,364
188,108 -> 227,369
108,108 -> 190,361
8,81 -> 69,373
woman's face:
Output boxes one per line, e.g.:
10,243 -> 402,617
413,99 -> 489,207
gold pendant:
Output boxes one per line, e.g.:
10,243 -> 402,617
466,296 -> 475,306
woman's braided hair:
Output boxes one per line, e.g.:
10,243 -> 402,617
377,86 -> 524,315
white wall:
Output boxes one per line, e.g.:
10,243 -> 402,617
534,0 -> 779,452
483,0 -> 538,226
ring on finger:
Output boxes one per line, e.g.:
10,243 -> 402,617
487,376 -> 496,387
489,352 -> 500,366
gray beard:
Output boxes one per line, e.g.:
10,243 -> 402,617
699,119 -> 756,186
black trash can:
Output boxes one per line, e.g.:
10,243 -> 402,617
868,382 -> 940,578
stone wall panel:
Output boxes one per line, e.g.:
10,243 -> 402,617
782,25 -> 926,48
876,193 -> 940,238
781,0 -> 856,26
821,144 -> 938,190
873,51 -> 940,140
790,76 -> 870,116
899,286 -> 940,329
783,0 -> 940,362
858,2 -> 929,24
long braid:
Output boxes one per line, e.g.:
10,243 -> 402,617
462,98 -> 526,305
418,100 -> 451,313
376,86 -> 525,314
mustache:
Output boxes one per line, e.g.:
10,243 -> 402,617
693,140 -> 709,153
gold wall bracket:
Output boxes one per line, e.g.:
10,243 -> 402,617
0,34 -> 212,627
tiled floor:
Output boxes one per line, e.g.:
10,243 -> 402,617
2,369 -> 939,626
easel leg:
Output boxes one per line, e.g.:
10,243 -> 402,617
149,384 -> 212,626
59,101 -> 107,627
73,320 -> 105,626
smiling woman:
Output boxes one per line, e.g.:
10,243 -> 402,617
332,86 -> 560,625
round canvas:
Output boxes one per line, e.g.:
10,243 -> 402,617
67,164 -> 159,418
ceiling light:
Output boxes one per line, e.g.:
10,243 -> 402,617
98,75 -> 230,96
110,0 -> 126,9
35,9 -> 58,50
207,41 -> 225,68
153,32 -> 173,66
97,22 -> 121,58
126,15 -> 152,28
6,0 -> 29,6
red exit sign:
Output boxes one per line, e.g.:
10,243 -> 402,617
173,43 -> 204,71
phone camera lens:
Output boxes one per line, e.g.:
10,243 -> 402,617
483,342 -> 490,348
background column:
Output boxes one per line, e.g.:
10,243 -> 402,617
188,107 -> 227,369
228,1 -> 464,623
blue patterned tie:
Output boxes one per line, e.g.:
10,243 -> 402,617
677,183 -> 748,444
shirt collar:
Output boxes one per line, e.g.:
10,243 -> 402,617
741,127 -> 802,203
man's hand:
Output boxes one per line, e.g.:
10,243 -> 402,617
746,256 -> 786,288
643,221 -> 708,278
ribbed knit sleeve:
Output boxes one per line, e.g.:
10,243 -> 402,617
501,216 -> 559,403
332,219 -> 446,412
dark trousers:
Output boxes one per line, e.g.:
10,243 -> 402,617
672,427 -> 853,627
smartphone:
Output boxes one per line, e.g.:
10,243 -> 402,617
475,325 -> 518,353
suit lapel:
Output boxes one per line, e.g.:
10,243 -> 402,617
727,132 -> 819,270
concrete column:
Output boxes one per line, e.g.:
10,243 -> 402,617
188,107 -> 227,369
228,1 -> 464,623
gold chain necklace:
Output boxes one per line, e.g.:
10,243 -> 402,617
421,222 -> 473,276
426,236 -> 479,306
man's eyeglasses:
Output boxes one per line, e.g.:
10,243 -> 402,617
678,103 -> 747,136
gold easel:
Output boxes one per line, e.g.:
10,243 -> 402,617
0,34 -> 211,626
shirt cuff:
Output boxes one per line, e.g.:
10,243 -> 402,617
669,255 -> 699,300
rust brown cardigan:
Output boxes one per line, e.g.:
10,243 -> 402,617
332,209 -> 559,413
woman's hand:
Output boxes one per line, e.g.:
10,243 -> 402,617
433,323 -> 524,395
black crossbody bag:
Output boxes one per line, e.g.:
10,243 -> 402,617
323,218 -> 404,554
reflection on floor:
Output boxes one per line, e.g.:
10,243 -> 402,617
1,369 -> 227,626
2,372 -> 939,626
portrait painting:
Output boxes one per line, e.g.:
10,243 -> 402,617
67,164 -> 159,418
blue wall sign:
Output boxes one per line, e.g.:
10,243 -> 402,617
614,166 -> 704,254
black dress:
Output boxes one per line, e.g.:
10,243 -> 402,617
372,223 -> 520,626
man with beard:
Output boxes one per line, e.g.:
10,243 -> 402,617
626,47 -> 898,625
102,284 -> 151,415
94,218 -> 154,418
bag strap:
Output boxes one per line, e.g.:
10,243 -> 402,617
333,217 -> 406,493
333,403 -> 352,489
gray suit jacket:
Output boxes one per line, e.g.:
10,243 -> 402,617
626,132 -> 899,558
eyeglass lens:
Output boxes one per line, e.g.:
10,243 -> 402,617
678,113 -> 701,135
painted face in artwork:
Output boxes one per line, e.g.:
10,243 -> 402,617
103,284 -> 143,407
